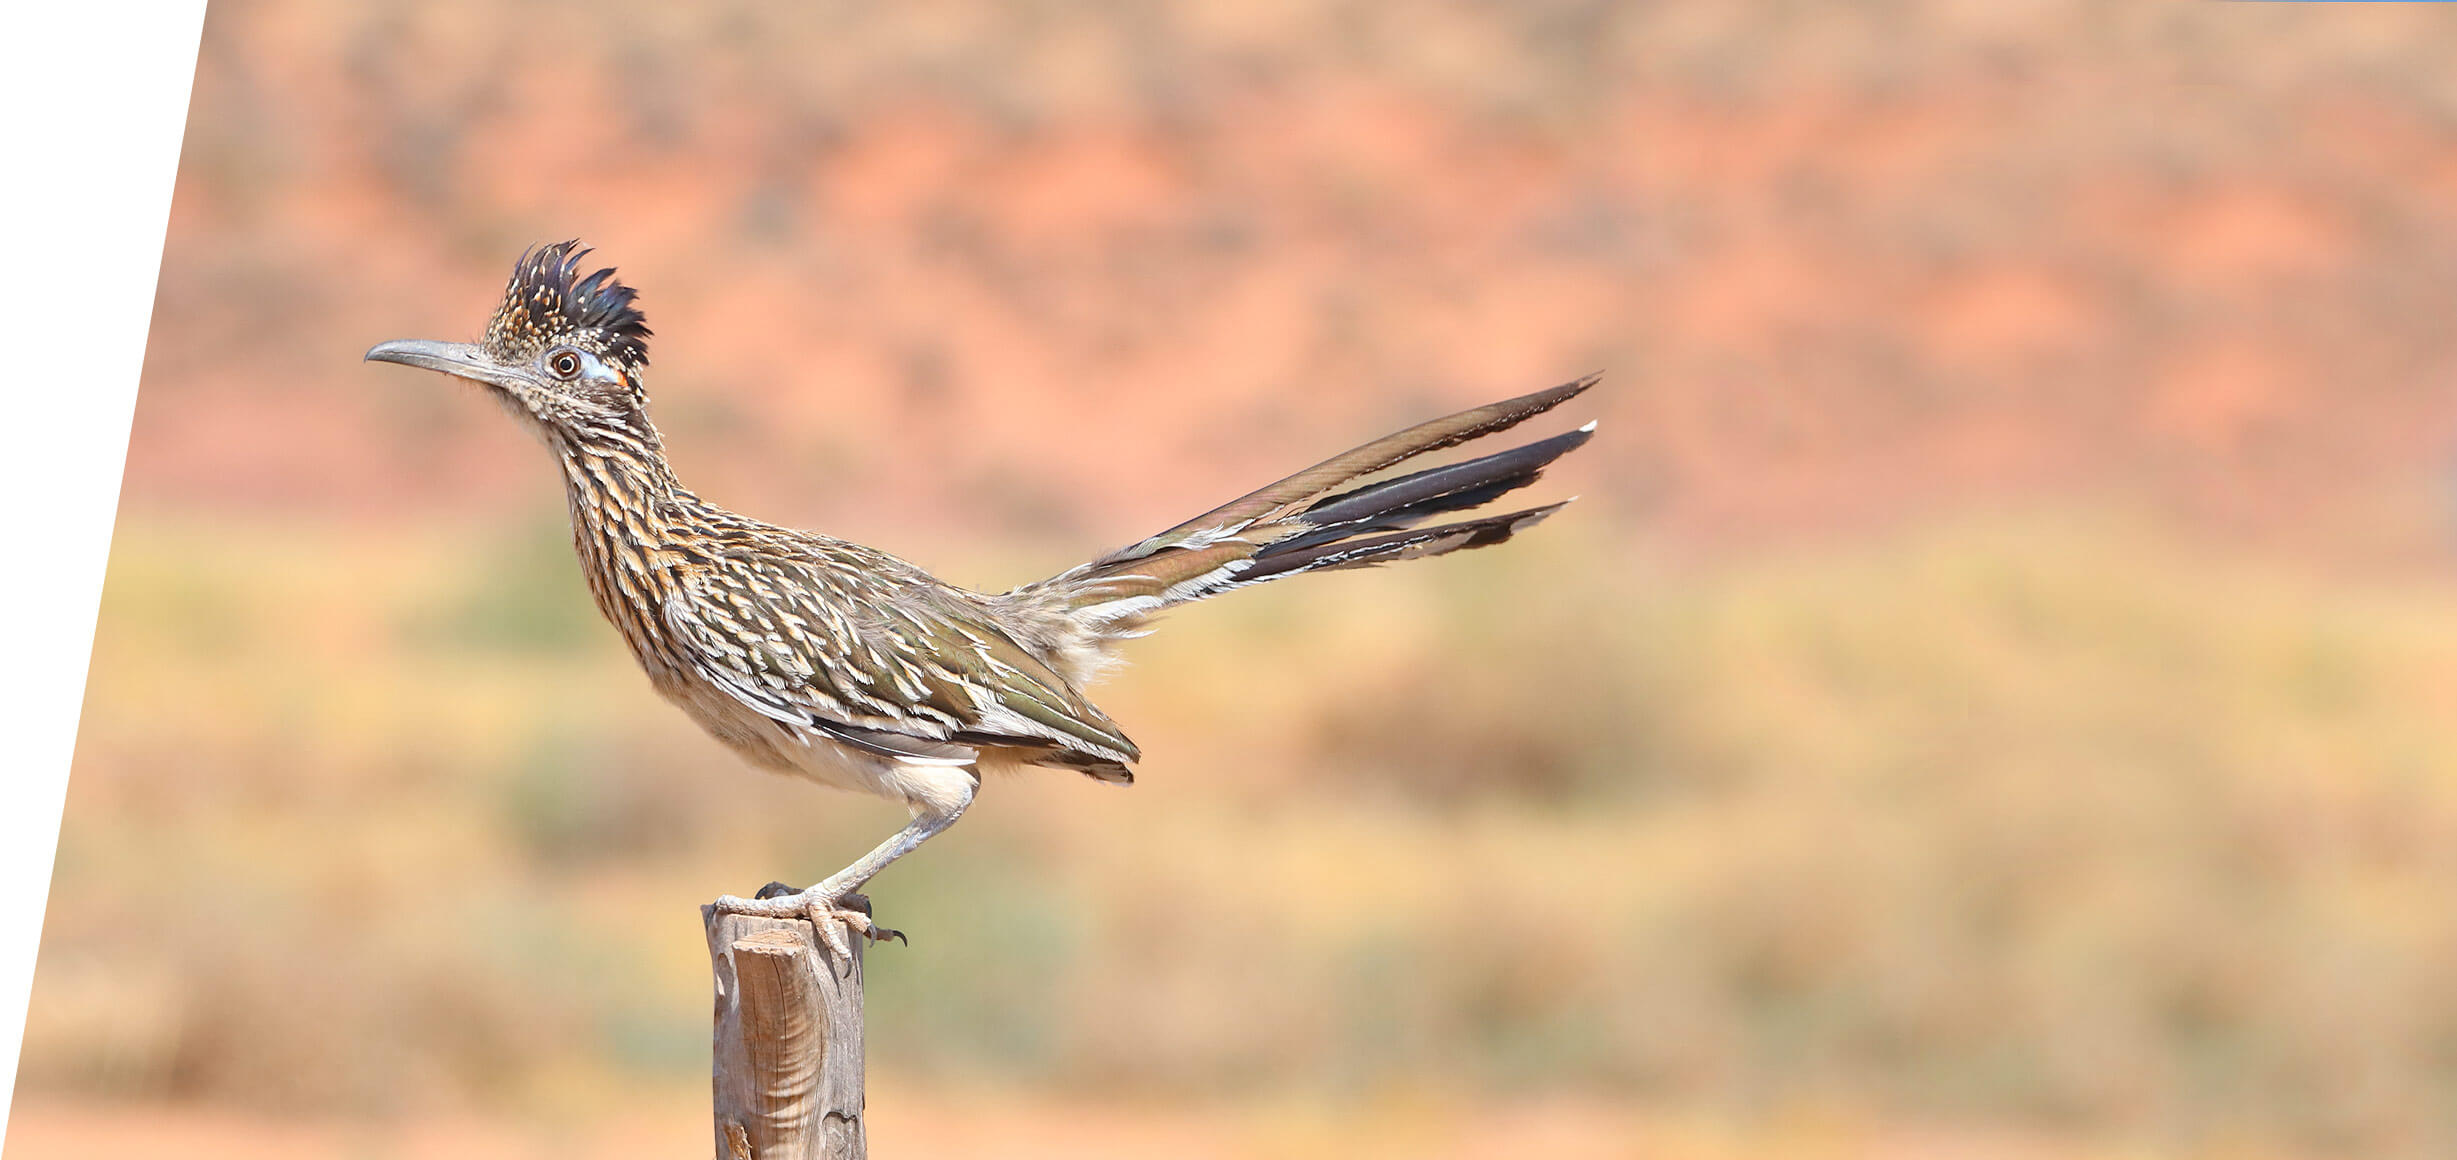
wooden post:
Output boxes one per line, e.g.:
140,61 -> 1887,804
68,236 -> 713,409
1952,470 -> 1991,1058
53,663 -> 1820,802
703,907 -> 865,1159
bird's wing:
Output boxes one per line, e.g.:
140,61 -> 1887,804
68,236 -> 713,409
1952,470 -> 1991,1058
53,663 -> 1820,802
661,548 -> 1140,772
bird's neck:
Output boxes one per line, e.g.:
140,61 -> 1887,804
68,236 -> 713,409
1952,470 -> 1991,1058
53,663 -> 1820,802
552,416 -> 696,556
551,417 -> 704,659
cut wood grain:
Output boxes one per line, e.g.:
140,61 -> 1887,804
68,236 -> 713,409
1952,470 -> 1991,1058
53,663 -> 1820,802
704,908 -> 864,1159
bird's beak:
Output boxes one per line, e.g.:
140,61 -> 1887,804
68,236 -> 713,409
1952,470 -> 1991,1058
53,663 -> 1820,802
364,339 -> 527,390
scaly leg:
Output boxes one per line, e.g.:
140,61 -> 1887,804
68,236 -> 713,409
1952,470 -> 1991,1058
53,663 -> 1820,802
713,776 -> 974,960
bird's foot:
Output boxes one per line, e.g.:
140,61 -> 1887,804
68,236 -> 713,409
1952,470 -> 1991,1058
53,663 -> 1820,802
711,880 -> 904,961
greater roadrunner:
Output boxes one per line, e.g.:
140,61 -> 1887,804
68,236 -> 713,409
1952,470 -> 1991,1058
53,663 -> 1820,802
368,242 -> 1595,957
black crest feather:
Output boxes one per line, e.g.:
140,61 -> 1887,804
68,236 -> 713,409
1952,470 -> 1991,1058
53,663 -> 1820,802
484,240 -> 653,370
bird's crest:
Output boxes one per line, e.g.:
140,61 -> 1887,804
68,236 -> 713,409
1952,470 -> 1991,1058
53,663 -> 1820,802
484,240 -> 652,371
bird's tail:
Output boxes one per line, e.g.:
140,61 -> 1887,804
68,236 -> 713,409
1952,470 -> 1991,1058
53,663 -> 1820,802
1028,374 -> 1598,635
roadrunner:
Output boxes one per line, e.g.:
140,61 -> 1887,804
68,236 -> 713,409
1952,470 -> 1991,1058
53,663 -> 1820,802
368,242 -> 1595,956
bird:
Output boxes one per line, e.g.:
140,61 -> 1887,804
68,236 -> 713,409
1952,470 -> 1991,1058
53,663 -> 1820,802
367,241 -> 1596,958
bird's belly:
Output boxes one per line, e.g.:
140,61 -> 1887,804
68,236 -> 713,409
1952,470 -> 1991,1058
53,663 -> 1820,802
655,682 -> 869,786
652,678 -> 966,808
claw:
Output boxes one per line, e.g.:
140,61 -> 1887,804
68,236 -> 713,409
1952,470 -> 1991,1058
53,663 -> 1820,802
713,883 -> 905,964
836,892 -> 905,944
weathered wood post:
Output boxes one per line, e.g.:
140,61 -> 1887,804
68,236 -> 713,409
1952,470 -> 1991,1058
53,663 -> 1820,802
703,907 -> 866,1159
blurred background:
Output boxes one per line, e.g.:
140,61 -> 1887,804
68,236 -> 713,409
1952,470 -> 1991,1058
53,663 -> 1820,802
16,1 -> 2457,1156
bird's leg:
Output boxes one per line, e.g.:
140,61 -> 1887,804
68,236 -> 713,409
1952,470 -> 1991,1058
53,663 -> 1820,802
713,774 -> 975,960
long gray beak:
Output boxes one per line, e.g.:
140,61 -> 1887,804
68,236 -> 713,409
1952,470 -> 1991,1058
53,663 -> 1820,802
364,339 -> 524,389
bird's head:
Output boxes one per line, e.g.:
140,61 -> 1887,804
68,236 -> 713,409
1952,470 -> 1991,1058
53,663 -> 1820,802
366,241 -> 655,440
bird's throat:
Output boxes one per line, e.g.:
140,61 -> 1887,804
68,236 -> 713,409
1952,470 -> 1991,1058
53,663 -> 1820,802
552,429 -> 702,677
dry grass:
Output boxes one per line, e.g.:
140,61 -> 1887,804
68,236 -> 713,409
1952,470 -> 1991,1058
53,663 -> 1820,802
20,511 -> 2457,1157
3,1082 -> 2150,1160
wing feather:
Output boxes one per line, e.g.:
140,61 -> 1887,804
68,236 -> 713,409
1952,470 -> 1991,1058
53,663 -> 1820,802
662,551 -> 1139,768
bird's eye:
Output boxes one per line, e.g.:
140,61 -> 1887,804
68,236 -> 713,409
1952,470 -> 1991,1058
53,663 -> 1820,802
548,350 -> 582,379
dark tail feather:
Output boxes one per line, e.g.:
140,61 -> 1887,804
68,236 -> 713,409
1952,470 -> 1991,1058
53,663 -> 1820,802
1038,375 -> 1599,622
1268,424 -> 1592,556
1096,374 -> 1599,566
1239,501 -> 1573,584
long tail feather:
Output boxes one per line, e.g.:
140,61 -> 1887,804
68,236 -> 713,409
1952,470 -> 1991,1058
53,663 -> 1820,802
1239,501 -> 1572,584
1271,424 -> 1591,555
1096,373 -> 1598,565
1032,374 -> 1598,628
